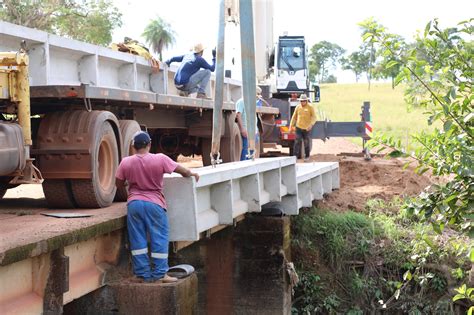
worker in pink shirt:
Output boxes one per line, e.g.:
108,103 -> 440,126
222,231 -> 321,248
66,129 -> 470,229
116,131 -> 199,283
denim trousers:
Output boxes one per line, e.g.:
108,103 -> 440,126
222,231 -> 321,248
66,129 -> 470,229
240,133 -> 259,161
182,69 -> 211,94
127,200 -> 169,280
294,127 -> 310,159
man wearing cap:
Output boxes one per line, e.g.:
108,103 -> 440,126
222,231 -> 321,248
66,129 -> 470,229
290,94 -> 316,161
235,86 -> 262,160
165,43 -> 216,98
116,131 -> 200,283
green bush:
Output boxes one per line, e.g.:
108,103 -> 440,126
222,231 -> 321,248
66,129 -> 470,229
292,201 -> 472,313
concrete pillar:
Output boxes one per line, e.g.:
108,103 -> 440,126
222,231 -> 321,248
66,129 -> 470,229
65,216 -> 291,315
170,215 -> 292,314
63,243 -> 198,315
64,275 -> 198,315
110,275 -> 198,315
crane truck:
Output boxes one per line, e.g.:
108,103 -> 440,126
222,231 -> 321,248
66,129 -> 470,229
0,19 -> 280,208
246,1 -> 371,158
0,3 -> 345,313
0,0 -> 370,210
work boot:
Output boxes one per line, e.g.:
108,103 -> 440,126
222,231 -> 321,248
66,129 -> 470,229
304,157 -> 310,162
160,274 -> 178,283
178,90 -> 188,97
197,93 -> 211,99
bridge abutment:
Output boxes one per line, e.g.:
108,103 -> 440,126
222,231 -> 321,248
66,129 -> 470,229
63,215 -> 292,315
171,215 -> 292,315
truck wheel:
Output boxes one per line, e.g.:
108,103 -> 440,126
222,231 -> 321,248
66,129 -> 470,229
221,121 -> 242,163
115,120 -> 141,201
71,121 -> 119,208
201,138 -> 212,166
42,180 -> 76,208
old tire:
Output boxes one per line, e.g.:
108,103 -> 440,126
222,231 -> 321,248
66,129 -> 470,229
71,121 -> 119,208
42,180 -> 76,208
115,120 -> 141,201
201,138 -> 212,166
221,121 -> 242,163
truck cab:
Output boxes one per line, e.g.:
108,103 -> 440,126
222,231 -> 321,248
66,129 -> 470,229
273,36 -> 309,98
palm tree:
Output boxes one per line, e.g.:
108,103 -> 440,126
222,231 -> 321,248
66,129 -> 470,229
142,17 -> 176,61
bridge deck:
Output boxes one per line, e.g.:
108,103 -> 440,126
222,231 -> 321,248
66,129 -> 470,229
0,159 -> 339,314
0,158 -> 338,266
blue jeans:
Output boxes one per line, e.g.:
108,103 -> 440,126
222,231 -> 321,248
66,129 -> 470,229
240,133 -> 259,161
127,200 -> 169,281
294,127 -> 310,159
181,69 -> 211,94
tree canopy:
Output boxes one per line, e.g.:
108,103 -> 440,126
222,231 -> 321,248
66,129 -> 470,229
142,16 -> 176,61
340,47 -> 370,82
0,0 -> 122,46
309,41 -> 345,84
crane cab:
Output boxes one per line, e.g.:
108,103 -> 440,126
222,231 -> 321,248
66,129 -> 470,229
272,35 -> 309,98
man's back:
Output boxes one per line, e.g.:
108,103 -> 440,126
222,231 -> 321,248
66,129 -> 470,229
116,153 -> 177,209
172,53 -> 215,85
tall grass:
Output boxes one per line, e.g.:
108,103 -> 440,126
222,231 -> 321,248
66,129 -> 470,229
315,83 -> 437,151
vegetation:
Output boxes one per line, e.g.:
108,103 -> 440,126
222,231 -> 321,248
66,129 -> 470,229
363,18 -> 473,239
142,16 -> 176,61
309,41 -> 345,83
292,202 -> 472,314
0,0 -> 122,45
340,47 -> 370,83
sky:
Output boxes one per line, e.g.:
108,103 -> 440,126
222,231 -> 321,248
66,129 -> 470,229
112,0 -> 473,83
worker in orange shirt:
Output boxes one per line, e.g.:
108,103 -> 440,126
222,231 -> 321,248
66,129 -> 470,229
289,94 -> 317,161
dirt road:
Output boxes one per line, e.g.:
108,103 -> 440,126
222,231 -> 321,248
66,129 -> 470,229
307,138 -> 431,211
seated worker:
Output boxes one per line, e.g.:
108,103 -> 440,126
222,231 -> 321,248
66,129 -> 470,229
289,94 -> 316,162
235,86 -> 262,160
165,43 -> 216,98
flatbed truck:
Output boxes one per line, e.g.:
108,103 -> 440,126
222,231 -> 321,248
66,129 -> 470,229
0,20 -> 278,208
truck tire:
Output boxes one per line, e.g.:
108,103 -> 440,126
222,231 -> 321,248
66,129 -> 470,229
221,121 -> 242,163
71,121 -> 119,208
115,120 -> 141,201
42,180 -> 76,208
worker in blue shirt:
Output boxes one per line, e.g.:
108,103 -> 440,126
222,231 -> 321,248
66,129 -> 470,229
165,43 -> 216,99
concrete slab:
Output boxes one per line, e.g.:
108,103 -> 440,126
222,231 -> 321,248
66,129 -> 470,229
0,202 -> 126,266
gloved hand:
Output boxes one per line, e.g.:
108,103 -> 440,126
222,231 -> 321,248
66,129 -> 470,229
165,60 -> 171,67
212,47 -> 216,58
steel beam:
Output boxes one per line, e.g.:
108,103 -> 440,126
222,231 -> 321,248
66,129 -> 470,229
239,0 -> 257,156
211,0 -> 226,158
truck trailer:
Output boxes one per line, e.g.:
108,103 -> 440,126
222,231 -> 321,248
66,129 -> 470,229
0,21 -> 278,208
